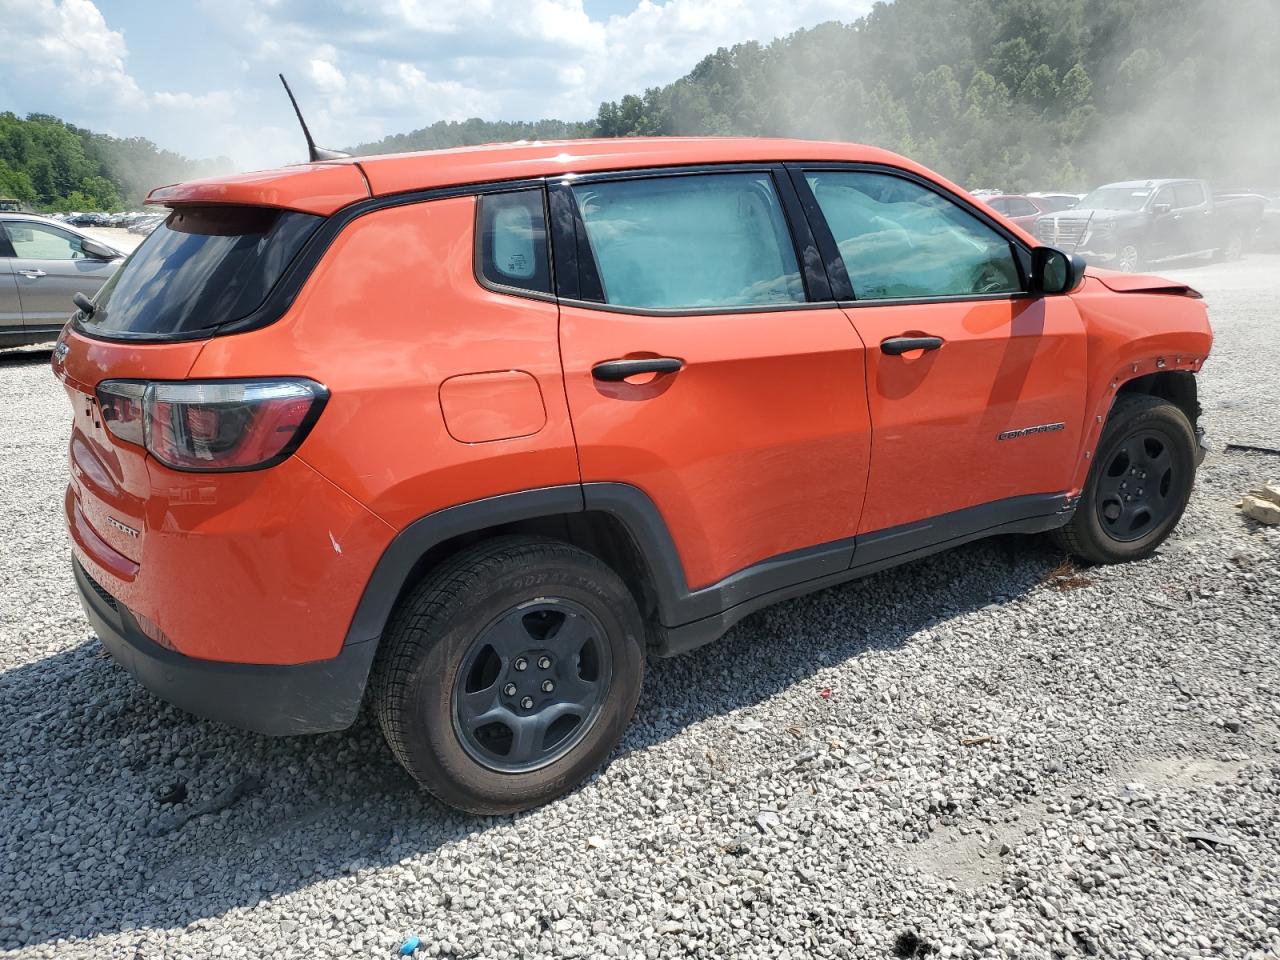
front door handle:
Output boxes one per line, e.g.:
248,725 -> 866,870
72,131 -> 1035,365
881,335 -> 944,356
591,357 -> 684,382
18,269 -> 46,279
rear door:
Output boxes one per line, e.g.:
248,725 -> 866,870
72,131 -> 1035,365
792,165 -> 1088,536
552,167 -> 872,591
2,219 -> 114,326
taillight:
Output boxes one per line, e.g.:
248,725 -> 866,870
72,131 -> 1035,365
97,381 -> 146,446
96,379 -> 327,472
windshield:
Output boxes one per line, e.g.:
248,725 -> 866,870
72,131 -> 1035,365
81,205 -> 320,336
1077,187 -> 1155,211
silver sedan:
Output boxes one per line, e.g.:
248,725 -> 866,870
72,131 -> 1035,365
1,213 -> 125,349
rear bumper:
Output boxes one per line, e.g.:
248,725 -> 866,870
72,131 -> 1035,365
74,556 -> 376,736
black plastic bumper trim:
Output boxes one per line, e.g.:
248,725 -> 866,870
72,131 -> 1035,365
74,556 -> 375,736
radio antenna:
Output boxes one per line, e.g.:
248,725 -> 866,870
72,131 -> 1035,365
279,73 -> 351,162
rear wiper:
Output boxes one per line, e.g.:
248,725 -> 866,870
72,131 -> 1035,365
72,292 -> 96,317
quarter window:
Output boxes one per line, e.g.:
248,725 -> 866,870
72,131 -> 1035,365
569,173 -> 805,310
3,221 -> 86,260
477,190 -> 552,295
805,171 -> 1022,301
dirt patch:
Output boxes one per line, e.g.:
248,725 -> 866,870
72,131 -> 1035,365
1118,756 -> 1247,790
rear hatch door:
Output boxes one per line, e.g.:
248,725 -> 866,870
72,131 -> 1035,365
56,203 -> 324,567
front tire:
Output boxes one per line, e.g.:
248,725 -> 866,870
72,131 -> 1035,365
371,537 -> 646,814
1056,394 -> 1197,564
1116,242 -> 1143,273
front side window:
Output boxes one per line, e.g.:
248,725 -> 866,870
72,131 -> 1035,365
477,189 -> 552,295
4,222 -> 85,260
1173,182 -> 1206,207
570,172 -> 805,310
805,171 -> 1021,300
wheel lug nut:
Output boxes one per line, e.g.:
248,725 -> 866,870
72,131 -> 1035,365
513,657 -> 528,672
541,679 -> 555,693
503,683 -> 517,697
538,655 -> 552,669
520,696 -> 534,710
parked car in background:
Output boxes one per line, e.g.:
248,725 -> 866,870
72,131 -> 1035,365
0,198 -> 23,212
1035,179 -> 1264,272
127,213 -> 166,235
1,212 -> 124,348
983,194 -> 1053,230
1028,192 -> 1082,212
54,137 -> 1212,814
65,212 -> 111,227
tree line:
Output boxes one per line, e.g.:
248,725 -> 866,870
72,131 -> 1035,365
0,112 -> 230,211
7,0 -> 1274,208
360,0 -> 1276,192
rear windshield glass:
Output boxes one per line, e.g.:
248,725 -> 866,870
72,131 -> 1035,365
81,206 -> 321,336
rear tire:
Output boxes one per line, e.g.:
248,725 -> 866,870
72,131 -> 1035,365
371,537 -> 646,814
1218,231 -> 1244,262
1055,394 -> 1197,564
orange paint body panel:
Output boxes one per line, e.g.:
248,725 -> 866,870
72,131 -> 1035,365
559,304 -> 871,589
439,371 -> 547,443
146,162 -> 370,215
187,195 -> 580,530
848,297 -> 1088,532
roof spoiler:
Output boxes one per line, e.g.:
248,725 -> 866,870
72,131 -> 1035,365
279,73 -> 351,163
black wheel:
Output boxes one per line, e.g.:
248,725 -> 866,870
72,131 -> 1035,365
371,537 -> 645,814
1055,394 -> 1197,564
1116,242 -> 1143,273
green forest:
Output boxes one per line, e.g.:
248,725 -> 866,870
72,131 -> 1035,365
5,0 -> 1276,208
0,112 -> 230,211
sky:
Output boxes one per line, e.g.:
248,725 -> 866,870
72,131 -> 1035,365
0,0 -> 870,171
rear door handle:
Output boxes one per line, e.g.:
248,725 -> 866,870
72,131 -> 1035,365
881,335 -> 944,356
18,269 -> 46,279
591,357 -> 684,382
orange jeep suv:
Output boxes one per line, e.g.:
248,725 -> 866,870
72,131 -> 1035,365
53,139 -> 1212,813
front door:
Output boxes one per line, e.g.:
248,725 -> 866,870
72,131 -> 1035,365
794,166 -> 1088,535
2,220 -> 109,326
553,169 -> 872,591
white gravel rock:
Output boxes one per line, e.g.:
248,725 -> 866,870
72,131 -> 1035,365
0,256 -> 1278,959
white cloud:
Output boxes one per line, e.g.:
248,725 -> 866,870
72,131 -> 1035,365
308,58 -> 347,93
0,0 -> 141,105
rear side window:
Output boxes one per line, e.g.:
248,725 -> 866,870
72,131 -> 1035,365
82,206 -> 320,336
569,173 -> 805,310
3,221 -> 88,260
477,190 -> 552,295
805,171 -> 1022,301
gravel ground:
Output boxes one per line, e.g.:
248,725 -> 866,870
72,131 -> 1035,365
1,255 -> 1278,959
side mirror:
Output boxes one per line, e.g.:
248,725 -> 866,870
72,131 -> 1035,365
80,237 -> 120,260
1151,202 -> 1173,216
1032,246 -> 1086,295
